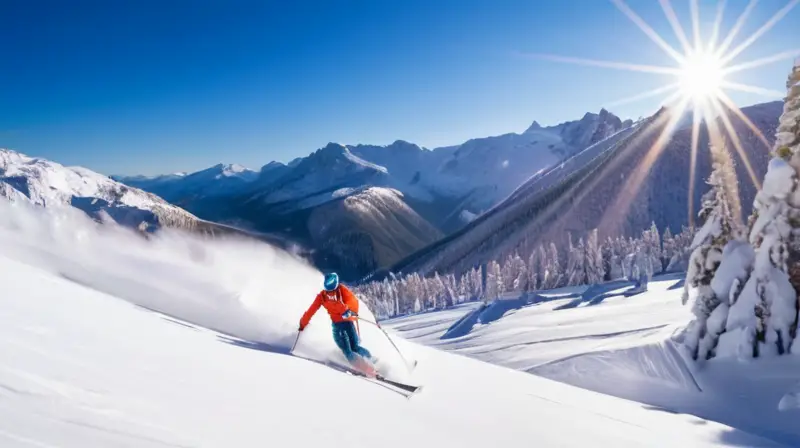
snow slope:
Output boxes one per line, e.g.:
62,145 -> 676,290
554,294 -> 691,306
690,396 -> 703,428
0,201 -> 778,447
383,276 -> 800,446
0,149 -> 199,231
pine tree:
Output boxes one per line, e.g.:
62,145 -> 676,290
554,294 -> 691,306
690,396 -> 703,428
565,234 -> 586,286
585,229 -> 604,284
732,61 -> 800,357
648,222 -> 663,274
662,227 -> 675,272
527,249 -> 540,291
485,260 -> 503,301
547,243 -> 562,289
682,138 -> 741,360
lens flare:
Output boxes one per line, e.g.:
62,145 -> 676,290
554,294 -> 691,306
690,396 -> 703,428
528,0 -> 798,231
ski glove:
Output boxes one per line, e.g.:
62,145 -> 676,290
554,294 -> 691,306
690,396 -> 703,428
298,324 -> 305,331
342,310 -> 357,319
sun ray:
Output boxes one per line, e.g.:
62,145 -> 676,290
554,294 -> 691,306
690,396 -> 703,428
605,83 -> 681,107
705,113 -> 744,223
721,0 -> 800,65
708,0 -> 728,51
709,96 -> 762,189
659,0 -> 693,54
521,53 -> 680,75
724,49 -> 800,74
687,102 -> 705,228
722,81 -> 786,98
533,0 -> 791,236
690,0 -> 702,51
610,0 -> 686,64
716,0 -> 759,57
602,98 -> 691,233
715,89 -> 772,150
557,110 -> 675,237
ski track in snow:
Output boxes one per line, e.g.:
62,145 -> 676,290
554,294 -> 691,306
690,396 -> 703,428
0,201 -> 785,447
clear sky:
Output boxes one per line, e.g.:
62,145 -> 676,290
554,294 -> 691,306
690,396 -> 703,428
1,0 -> 797,176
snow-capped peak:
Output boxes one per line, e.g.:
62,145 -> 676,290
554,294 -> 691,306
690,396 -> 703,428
184,163 -> 258,182
310,143 -> 389,174
524,120 -> 542,133
0,149 -> 198,231
205,163 -> 257,180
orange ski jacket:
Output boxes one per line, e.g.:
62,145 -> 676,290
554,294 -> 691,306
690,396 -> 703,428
299,285 -> 360,329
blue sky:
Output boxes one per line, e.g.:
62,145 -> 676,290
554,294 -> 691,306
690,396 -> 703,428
1,0 -> 796,175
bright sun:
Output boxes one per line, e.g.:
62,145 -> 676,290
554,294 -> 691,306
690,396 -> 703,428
678,50 -> 725,102
532,0 -> 799,228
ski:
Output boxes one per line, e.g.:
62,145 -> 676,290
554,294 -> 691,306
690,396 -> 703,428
323,360 -> 422,398
374,375 -> 420,394
343,368 -> 422,397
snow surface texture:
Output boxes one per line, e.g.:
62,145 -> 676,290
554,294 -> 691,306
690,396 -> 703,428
383,276 -> 800,446
0,149 -> 198,231
0,201 -> 779,447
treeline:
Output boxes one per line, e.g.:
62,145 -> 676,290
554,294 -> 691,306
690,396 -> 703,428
355,223 -> 695,319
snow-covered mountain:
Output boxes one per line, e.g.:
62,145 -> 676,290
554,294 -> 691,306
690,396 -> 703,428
384,101 -> 783,279
115,162 -> 259,207
0,149 -> 200,231
220,183 -> 443,281
114,109 -> 631,280
384,102 -> 781,280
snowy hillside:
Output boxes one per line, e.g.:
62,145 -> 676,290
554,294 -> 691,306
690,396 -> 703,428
434,108 -> 632,212
115,162 -> 259,207
219,184 -> 443,281
0,149 -> 199,231
0,201 -> 780,447
383,276 -> 800,446
250,142 -> 390,205
386,101 -> 782,279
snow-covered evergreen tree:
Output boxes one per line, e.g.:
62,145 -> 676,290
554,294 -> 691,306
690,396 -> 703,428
662,227 -> 675,272
646,222 -> 662,274
667,225 -> 695,271
485,260 -> 503,301
527,249 -> 540,291
564,234 -> 580,286
510,253 -> 528,292
585,229 -> 604,284
546,243 -> 562,289
681,139 -> 741,360
727,61 -> 800,357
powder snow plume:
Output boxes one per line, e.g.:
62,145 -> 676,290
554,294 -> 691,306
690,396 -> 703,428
0,201 -> 403,375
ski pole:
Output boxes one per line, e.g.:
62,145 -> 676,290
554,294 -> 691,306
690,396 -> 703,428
290,330 -> 301,354
358,317 -> 414,371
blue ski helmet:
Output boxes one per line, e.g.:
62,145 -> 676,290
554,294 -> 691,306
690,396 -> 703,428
323,272 -> 339,291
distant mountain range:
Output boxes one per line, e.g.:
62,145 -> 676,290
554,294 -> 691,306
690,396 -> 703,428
2,101 -> 781,283
381,101 -> 782,280
115,109 -> 630,280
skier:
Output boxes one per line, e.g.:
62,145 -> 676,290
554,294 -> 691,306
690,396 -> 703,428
298,272 -> 378,375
